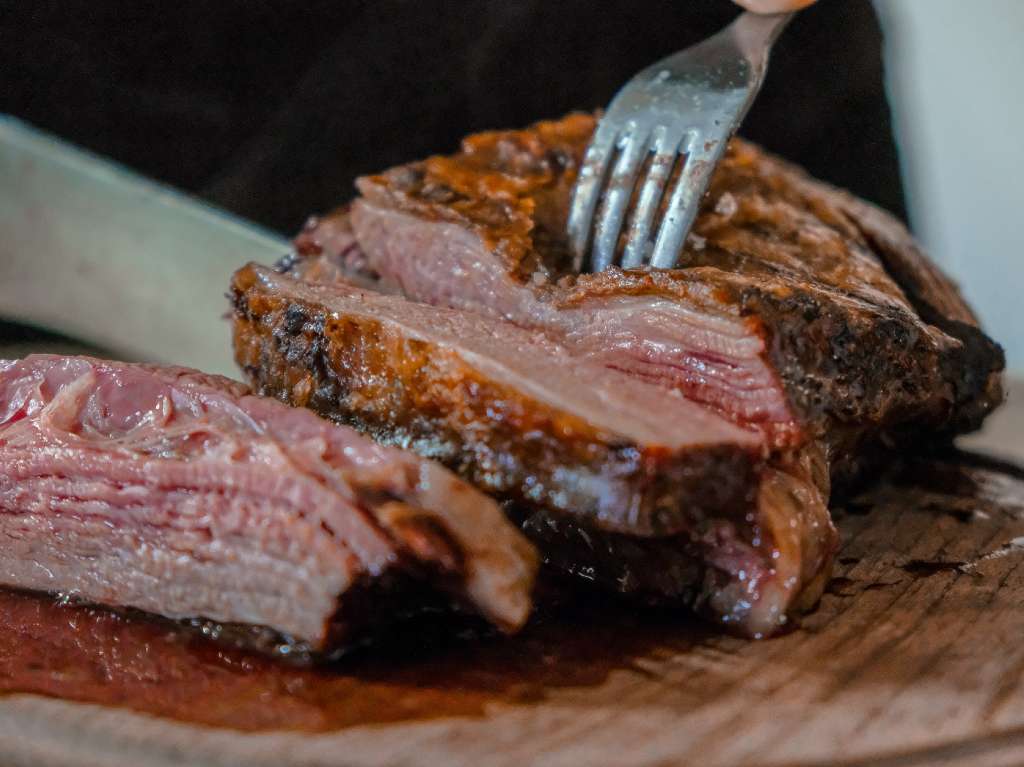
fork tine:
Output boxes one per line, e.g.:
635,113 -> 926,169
571,11 -> 793,273
568,121 -> 619,272
648,138 -> 725,269
620,127 -> 682,270
590,123 -> 649,272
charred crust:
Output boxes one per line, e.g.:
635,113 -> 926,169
743,286 -> 956,477
353,115 -> 1004,465
282,304 -> 308,335
230,277 -> 760,539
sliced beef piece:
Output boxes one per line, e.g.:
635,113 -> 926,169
333,113 -> 1003,455
232,265 -> 836,636
0,355 -> 537,651
233,266 -> 763,536
344,201 -> 802,445
261,113 -> 1001,636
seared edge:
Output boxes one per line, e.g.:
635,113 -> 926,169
231,264 -> 761,539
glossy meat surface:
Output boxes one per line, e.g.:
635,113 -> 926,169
233,265 -> 762,537
232,267 -> 836,635
250,113 -> 1002,636
343,113 -> 1003,452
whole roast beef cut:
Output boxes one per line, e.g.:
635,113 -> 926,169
232,113 -> 1004,637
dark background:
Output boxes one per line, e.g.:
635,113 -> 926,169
0,0 -> 905,235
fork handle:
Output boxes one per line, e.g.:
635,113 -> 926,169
730,11 -> 795,71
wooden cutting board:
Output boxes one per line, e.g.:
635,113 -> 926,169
2,334 -> 1023,767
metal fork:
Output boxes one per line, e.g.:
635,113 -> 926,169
568,11 -> 794,273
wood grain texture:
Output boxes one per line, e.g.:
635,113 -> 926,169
1,337 -> 1023,767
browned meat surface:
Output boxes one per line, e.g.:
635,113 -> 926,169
0,355 -> 537,651
336,113 -> 1002,457
242,113 -> 1002,636
232,266 -> 763,538
233,266 -> 835,635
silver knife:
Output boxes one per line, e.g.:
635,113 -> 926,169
0,116 -> 289,378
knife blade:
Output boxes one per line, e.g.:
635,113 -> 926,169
0,116 -> 290,377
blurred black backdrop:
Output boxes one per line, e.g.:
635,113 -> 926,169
0,0 -> 905,234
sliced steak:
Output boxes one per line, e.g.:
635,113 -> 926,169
255,113 -> 1002,636
232,265 -> 835,636
233,265 -> 763,536
0,355 -> 537,650
336,114 -> 1002,456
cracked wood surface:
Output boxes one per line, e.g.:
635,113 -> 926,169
0,333 -> 1022,767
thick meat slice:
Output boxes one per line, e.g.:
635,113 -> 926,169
257,113 -> 1002,636
233,265 -> 762,536
232,266 -> 836,635
337,114 -> 1003,455
0,355 -> 536,650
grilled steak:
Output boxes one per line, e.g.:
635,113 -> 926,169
0,355 -> 536,651
236,113 -> 1003,636
343,114 -> 1002,457
233,266 -> 834,635
233,265 -> 763,537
